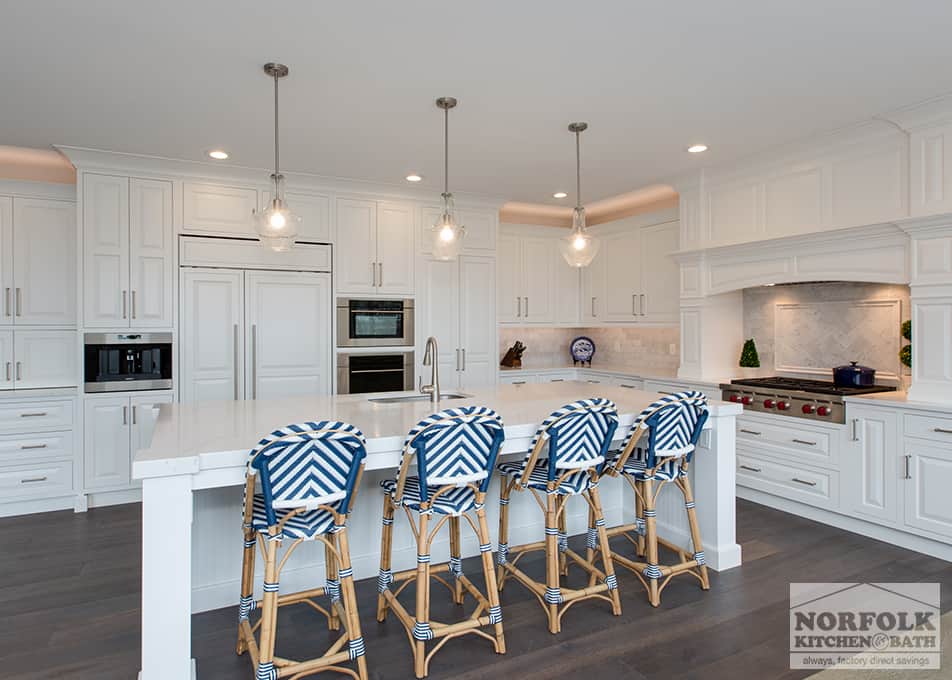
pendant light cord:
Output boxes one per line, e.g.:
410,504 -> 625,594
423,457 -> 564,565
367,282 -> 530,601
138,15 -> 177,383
273,71 -> 280,177
575,129 -> 582,210
443,106 -> 449,199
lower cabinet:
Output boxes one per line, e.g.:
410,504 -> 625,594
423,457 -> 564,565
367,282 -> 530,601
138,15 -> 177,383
84,393 -> 172,491
903,440 -> 952,540
842,406 -> 900,525
0,329 -> 76,390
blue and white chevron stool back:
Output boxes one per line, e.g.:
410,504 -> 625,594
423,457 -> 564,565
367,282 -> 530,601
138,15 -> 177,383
249,421 -> 368,527
523,398 -> 619,483
403,406 -> 505,499
623,391 -> 709,468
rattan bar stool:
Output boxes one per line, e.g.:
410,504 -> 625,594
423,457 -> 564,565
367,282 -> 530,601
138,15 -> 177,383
496,398 -> 622,634
236,421 -> 369,680
376,406 -> 507,679
602,391 -> 711,608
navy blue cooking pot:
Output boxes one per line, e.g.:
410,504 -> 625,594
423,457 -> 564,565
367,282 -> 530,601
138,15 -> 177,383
833,361 -> 876,387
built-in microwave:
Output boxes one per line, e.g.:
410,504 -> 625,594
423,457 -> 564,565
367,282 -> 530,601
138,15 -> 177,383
336,298 -> 414,348
84,333 -> 173,393
336,351 -> 414,394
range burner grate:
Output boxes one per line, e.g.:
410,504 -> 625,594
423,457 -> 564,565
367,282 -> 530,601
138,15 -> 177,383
729,376 -> 895,396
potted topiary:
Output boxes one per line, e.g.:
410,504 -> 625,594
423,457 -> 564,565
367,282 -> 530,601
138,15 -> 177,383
739,338 -> 760,378
899,320 -> 911,369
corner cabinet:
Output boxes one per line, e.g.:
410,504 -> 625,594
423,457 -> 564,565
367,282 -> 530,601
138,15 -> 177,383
336,199 -> 414,296
83,174 -> 173,328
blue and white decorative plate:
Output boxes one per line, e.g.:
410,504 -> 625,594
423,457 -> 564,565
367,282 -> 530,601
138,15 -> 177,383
570,336 -> 595,364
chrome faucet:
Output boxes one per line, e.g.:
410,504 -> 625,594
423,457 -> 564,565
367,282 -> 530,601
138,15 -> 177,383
420,336 -> 441,403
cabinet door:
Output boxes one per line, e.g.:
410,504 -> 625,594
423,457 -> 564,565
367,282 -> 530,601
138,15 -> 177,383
843,408 -> 899,525
83,174 -> 130,327
335,199 -> 377,294
459,256 -> 497,389
376,202 -> 415,295
903,441 -> 952,540
14,330 -> 77,389
129,179 -> 173,328
12,198 -> 76,326
457,208 -> 497,252
130,393 -> 174,460
182,182 -> 258,236
555,249 -> 581,325
417,258 -> 461,389
286,191 -> 331,243
0,330 -> 12,389
639,221 -> 680,323
521,236 -> 555,323
0,198 -> 13,324
602,229 -> 641,321
580,245 -> 606,321
246,271 -> 332,400
180,269 -> 244,403
496,233 -> 522,322
83,396 -> 131,490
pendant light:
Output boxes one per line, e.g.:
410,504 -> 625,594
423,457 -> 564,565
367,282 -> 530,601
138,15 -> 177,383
559,122 -> 600,267
253,62 -> 300,252
430,97 -> 465,260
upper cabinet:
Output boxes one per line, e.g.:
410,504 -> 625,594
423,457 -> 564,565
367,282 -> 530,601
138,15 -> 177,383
419,206 -> 497,255
0,196 -> 76,327
83,173 -> 173,328
181,181 -> 258,237
336,198 -> 414,296
498,233 -> 555,323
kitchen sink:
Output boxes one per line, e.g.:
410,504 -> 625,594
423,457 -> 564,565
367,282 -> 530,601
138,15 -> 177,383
368,393 -> 471,404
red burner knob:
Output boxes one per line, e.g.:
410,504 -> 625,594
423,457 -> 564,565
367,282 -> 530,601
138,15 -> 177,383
802,404 -> 816,414
777,401 -> 790,411
763,399 -> 776,408
729,394 -> 740,403
817,405 -> 831,416
741,395 -> 753,406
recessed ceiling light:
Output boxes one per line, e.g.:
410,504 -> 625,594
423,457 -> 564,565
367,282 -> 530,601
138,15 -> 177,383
553,191 -> 568,199
687,144 -> 708,154
207,149 -> 229,160
405,173 -> 423,182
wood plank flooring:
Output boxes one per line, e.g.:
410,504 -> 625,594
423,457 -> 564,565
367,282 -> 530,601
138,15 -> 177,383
0,499 -> 949,679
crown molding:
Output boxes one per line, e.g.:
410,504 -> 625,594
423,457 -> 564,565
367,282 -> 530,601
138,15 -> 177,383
0,178 -> 75,201
881,92 -> 952,132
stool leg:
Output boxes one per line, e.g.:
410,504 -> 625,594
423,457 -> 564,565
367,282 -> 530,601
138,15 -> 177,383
544,491 -> 561,634
558,503 -> 569,577
585,502 -> 597,588
642,479 -> 661,607
449,516 -> 464,605
497,480 -> 511,591
236,524 -> 256,655
257,536 -> 280,680
634,480 -> 646,558
377,494 -> 395,623
680,475 -> 710,590
337,527 -> 369,680
325,539 -> 341,631
590,485 -> 621,616
476,503 -> 507,654
413,511 -> 431,679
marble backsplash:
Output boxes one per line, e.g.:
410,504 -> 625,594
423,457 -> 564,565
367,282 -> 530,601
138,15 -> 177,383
499,326 -> 680,373
742,282 -> 911,384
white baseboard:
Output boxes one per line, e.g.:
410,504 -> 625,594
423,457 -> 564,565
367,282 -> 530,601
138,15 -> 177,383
0,495 -> 75,518
87,487 -> 142,508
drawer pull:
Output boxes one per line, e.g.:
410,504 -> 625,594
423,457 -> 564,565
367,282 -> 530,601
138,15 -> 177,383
657,390 -> 674,395
619,384 -> 636,389
20,412 -> 48,418
512,380 -> 527,385
550,378 -> 564,382
791,477 -> 817,487
587,380 -> 601,384
740,429 -> 761,436
739,464 -> 762,473
934,428 -> 952,435
792,439 -> 817,446
20,444 -> 48,450
904,454 -> 912,480
20,476 -> 47,484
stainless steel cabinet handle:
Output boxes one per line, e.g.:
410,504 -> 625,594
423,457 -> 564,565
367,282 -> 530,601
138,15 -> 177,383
739,464 -> 762,473
550,378 -> 564,382
379,262 -> 383,287
455,348 -> 461,371
15,361 -> 21,382
512,380 -> 527,385
20,443 -> 47,450
587,379 -> 600,384
233,324 -> 240,399
4,288 -> 9,316
934,428 -> 952,435
591,296 -> 596,317
740,428 -> 761,436
657,390 -> 675,395
792,439 -> 817,446
251,324 -> 258,399
461,348 -> 466,371
851,418 -> 859,442
20,412 -> 46,418
516,297 -> 521,318
632,294 -> 637,316
132,405 -> 137,426
131,291 -> 137,319
641,293 -> 646,316
15,288 -> 21,316
792,477 -> 817,487
122,290 -> 127,319
619,383 -> 636,389
4,362 -> 9,381
523,297 -> 528,316
122,405 -> 128,425
20,476 -> 47,484
904,454 -> 912,480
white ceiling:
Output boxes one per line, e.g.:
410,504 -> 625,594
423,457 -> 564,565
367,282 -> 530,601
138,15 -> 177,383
3,2 -> 952,204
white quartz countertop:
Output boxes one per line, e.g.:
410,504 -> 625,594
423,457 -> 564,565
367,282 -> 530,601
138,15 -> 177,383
134,381 -> 741,480
844,391 -> 952,414
497,363 -> 727,387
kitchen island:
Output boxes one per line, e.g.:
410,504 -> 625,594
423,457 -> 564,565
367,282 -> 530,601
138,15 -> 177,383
133,381 -> 742,680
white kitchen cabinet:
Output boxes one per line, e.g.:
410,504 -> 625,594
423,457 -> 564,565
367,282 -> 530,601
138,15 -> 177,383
83,396 -> 131,489
336,199 -> 414,296
499,373 -> 536,385
555,253 -> 582,324
0,331 -> 12,388
11,198 -> 76,326
420,206 -> 497,255
639,221 -> 680,323
84,173 -> 173,328
498,234 -> 554,323
13,331 -> 77,389
130,393 -> 173,459
285,191 -> 331,243
842,406 -> 900,525
417,258 -> 459,384
580,247 -> 606,321
496,233 -> 521,321
182,181 -> 258,236
903,440 -> 952,540
0,198 -> 11,322
602,229 -> 642,321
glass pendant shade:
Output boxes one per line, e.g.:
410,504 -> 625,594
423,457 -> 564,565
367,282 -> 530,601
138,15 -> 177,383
430,193 -> 465,260
254,174 -> 300,252
559,206 -> 599,267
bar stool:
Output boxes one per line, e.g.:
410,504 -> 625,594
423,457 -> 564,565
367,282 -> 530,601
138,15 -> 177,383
602,391 -> 710,608
376,406 -> 507,679
496,398 -> 621,634
236,421 -> 368,680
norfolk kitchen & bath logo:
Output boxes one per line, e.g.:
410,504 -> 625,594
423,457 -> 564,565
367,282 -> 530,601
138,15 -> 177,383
790,583 -> 940,670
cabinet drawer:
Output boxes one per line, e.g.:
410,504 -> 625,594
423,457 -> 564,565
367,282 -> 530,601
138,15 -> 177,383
0,460 -> 73,500
499,374 -> 536,385
737,452 -> 838,509
541,372 -> 575,383
0,400 -> 74,434
0,431 -> 73,465
904,413 -> 952,444
736,416 -> 837,466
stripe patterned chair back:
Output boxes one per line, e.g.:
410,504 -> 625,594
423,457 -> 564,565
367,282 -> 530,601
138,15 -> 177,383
516,398 -> 619,485
618,391 -> 709,471
399,406 -> 505,501
248,421 -> 368,525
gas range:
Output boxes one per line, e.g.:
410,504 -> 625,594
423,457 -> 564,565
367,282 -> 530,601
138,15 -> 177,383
719,377 -> 896,424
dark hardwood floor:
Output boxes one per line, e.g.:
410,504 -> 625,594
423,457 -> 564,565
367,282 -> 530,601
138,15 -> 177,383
0,499 -> 949,679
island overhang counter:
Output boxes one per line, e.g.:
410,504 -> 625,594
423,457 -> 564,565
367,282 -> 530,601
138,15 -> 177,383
133,381 -> 743,680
